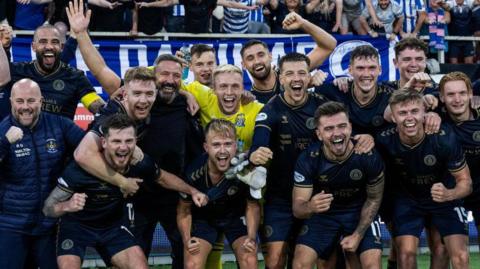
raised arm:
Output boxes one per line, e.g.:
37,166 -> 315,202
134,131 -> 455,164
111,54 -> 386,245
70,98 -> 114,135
66,0 -> 121,95
281,12 -> 337,70
136,0 -> 178,8
0,25 -> 11,87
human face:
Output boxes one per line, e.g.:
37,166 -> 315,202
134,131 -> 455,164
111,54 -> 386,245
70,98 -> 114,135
102,127 -> 136,173
349,57 -> 381,95
378,0 -> 390,9
280,61 -> 310,106
11,85 -> 42,128
391,100 -> 425,144
214,72 -> 244,115
316,112 -> 353,158
394,48 -> 427,83
204,131 -> 237,173
440,80 -> 472,121
285,0 -> 300,9
32,28 -> 63,73
241,44 -> 272,80
190,51 -> 216,86
124,80 -> 157,121
154,60 -> 182,103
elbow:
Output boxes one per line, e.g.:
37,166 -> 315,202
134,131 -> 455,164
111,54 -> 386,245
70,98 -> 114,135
0,74 -> 11,87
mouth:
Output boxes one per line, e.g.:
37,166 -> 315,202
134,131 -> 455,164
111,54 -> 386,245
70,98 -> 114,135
217,155 -> 229,167
135,104 -> 150,116
19,109 -> 33,120
200,73 -> 211,82
222,96 -> 236,109
115,151 -> 130,163
159,83 -> 177,94
331,137 -> 346,151
403,121 -> 417,132
291,83 -> 303,92
42,51 -> 56,66
254,64 -> 266,73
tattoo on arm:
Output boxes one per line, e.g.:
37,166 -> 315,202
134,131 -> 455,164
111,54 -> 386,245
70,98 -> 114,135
355,176 -> 384,236
43,186 -> 73,218
87,99 -> 106,114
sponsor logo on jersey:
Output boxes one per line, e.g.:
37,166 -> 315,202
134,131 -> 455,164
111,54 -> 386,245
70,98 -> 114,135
294,171 -> 305,183
255,112 -> 267,122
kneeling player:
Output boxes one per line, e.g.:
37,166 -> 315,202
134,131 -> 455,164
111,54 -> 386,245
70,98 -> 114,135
177,119 -> 260,269
43,114 -> 160,269
292,102 -> 384,269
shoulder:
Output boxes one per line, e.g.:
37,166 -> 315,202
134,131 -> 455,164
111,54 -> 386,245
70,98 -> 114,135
185,154 -> 208,183
243,101 -> 264,114
377,126 -> 397,142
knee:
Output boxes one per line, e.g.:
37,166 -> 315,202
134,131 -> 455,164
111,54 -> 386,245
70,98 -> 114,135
239,254 -> 257,268
292,257 -> 312,269
185,260 -> 200,269
450,250 -> 469,268
431,243 -> 448,257
265,253 -> 286,269
397,248 -> 416,263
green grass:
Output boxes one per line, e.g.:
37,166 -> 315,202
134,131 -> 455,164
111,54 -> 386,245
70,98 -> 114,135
144,253 -> 480,268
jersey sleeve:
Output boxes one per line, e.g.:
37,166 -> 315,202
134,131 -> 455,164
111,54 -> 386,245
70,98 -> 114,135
293,149 -> 314,188
0,128 -> 11,162
73,71 -> 96,102
363,149 -> 385,186
59,116 -> 86,148
249,104 -> 276,155
393,2 -> 404,18
313,83 -> 345,103
361,6 -> 371,19
439,127 -> 467,173
183,81 -> 216,112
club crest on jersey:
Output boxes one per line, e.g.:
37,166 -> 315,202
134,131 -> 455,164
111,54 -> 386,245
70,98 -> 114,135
45,139 -> 58,153
53,79 -> 65,91
255,112 -> 267,122
235,113 -> 245,127
473,131 -> 480,142
424,155 -> 437,166
350,169 -> 363,180
299,225 -> 309,236
294,171 -> 305,183
371,116 -> 384,127
264,225 -> 273,238
306,117 -> 316,130
61,239 -> 74,250
227,186 -> 239,196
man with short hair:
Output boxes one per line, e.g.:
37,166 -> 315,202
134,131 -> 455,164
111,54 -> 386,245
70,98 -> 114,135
292,101 -> 384,269
43,114 -> 159,269
240,12 -> 337,103
377,89 -> 471,269
0,78 -> 85,268
0,24 -> 105,120
438,71 -> 480,249
177,119 -> 261,269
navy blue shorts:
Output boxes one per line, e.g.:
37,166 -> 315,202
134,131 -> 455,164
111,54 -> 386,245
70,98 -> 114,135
192,216 -> 247,247
296,212 -> 382,260
464,181 -> 480,226
262,198 -> 303,243
449,41 -> 475,58
473,7 -> 480,32
392,197 -> 469,238
57,219 -> 138,264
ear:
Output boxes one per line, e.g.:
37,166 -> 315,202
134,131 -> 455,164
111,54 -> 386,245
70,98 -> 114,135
203,142 -> 208,153
393,58 -> 398,69
101,136 -> 107,150
315,128 -> 323,141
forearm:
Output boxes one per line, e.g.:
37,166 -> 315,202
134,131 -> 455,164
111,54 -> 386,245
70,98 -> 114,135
157,169 -> 198,195
335,0 -> 343,26
177,202 -> 193,243
218,0 -> 252,9
0,45 -> 10,86
43,201 -> 72,217
354,180 -> 384,236
43,187 -> 73,217
393,17 -> 403,33
31,0 -> 53,4
413,12 -> 426,34
292,200 -> 313,219
365,0 -> 379,21
245,201 -> 260,239
303,17 -> 337,70
451,178 -> 472,200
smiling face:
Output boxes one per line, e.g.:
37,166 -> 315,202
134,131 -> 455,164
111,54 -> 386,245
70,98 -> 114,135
349,56 -> 381,95
10,80 -> 43,128
440,80 -> 472,121
190,51 -> 217,87
241,43 -> 273,81
102,127 -> 137,173
32,27 -> 63,73
391,99 -> 426,144
154,60 -> 182,104
204,130 -> 237,173
280,60 -> 310,106
124,79 -> 157,121
394,48 -> 427,83
214,71 -> 244,115
316,112 -> 353,158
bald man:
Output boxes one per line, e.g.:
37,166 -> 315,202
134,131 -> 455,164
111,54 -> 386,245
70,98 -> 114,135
0,78 -> 85,269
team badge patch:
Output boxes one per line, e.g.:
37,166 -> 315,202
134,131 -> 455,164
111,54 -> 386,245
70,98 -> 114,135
473,131 -> 480,142
371,116 -> 384,127
53,80 -> 65,91
294,171 -> 305,183
255,112 -> 267,122
350,169 -> 363,180
45,139 -> 58,153
235,113 -> 246,127
306,117 -> 316,130
264,225 -> 273,238
299,225 -> 309,236
227,186 -> 239,196
61,239 -> 74,250
424,155 -> 437,166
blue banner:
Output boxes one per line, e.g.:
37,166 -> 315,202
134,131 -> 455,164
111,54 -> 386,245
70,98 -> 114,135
10,35 -> 398,99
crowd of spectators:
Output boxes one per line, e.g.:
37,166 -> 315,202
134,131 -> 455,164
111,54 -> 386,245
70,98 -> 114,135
0,0 -> 480,62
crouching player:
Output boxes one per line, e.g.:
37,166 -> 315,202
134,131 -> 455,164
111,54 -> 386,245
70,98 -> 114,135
177,119 -> 260,269
292,101 -> 384,269
42,114 -> 161,269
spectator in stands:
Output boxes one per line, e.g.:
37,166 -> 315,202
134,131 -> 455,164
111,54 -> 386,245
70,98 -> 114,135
426,0 -> 450,53
267,0 -> 318,34
340,0 -> 381,34
165,3 -> 186,32
305,0 -> 342,34
395,0 -> 427,38
473,0 -> 480,62
0,23 -> 12,62
136,0 -> 257,33
448,0 -> 474,63
88,0 -> 132,31
359,0 -> 404,40
248,4 -> 270,33
131,0 -> 167,35
222,0 -> 268,33
14,0 -> 52,30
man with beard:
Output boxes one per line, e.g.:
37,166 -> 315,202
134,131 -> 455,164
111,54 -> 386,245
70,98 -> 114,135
376,89 -> 471,269
0,78 -> 85,268
0,24 -> 105,120
67,1 -> 207,267
178,119 -> 260,269
43,114 -> 159,269
249,52 -> 374,269
292,101 -> 384,269
438,72 -> 480,250
240,12 -> 336,104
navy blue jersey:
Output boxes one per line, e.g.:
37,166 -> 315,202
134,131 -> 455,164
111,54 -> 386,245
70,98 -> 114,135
442,109 -> 480,184
294,142 -> 384,213
376,125 -> 466,202
381,80 -> 438,96
250,71 -> 282,104
88,98 -> 150,142
315,82 -> 392,136
250,92 -> 329,201
0,61 -> 95,120
181,154 -> 255,220
58,156 -> 159,228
